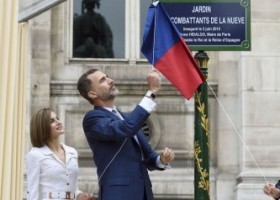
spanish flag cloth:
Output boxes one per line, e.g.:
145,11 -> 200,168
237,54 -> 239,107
141,1 -> 205,100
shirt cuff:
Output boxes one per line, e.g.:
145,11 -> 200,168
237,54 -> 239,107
156,156 -> 171,169
75,190 -> 82,200
139,96 -> 157,113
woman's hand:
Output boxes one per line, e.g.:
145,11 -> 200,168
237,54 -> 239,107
77,192 -> 95,200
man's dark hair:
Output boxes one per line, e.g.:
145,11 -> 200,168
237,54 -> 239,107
77,68 -> 98,105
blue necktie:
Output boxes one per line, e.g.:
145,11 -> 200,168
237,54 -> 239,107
112,109 -> 122,119
112,109 -> 144,160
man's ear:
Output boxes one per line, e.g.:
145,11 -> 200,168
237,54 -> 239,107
88,91 -> 97,100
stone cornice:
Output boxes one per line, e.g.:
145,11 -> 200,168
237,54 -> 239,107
50,80 -> 218,97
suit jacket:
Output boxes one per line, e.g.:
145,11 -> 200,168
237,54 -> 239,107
83,105 -> 164,200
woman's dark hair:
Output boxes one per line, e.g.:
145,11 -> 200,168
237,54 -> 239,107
30,108 -> 52,147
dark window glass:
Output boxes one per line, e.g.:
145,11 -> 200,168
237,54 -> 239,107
73,0 -> 125,58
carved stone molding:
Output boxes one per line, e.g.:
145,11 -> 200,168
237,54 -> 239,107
50,80 -> 218,97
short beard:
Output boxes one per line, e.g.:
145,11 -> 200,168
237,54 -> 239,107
99,88 -> 119,100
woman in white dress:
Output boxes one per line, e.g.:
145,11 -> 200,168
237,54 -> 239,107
26,108 -> 94,200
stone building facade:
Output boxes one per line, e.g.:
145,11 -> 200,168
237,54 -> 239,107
23,0 -> 280,199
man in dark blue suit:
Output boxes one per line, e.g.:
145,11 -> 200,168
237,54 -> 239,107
77,68 -> 175,200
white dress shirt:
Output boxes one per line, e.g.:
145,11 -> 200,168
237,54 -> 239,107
26,143 -> 82,200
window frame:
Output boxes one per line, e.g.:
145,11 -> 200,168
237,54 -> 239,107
68,0 -> 150,63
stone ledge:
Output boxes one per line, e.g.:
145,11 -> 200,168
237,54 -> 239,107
50,80 -> 218,97
77,167 -> 195,199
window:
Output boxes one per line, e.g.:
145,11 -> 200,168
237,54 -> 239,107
72,0 -> 125,58
72,0 -> 152,60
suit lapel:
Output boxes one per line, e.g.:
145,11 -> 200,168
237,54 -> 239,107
94,107 -> 145,156
94,106 -> 120,120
